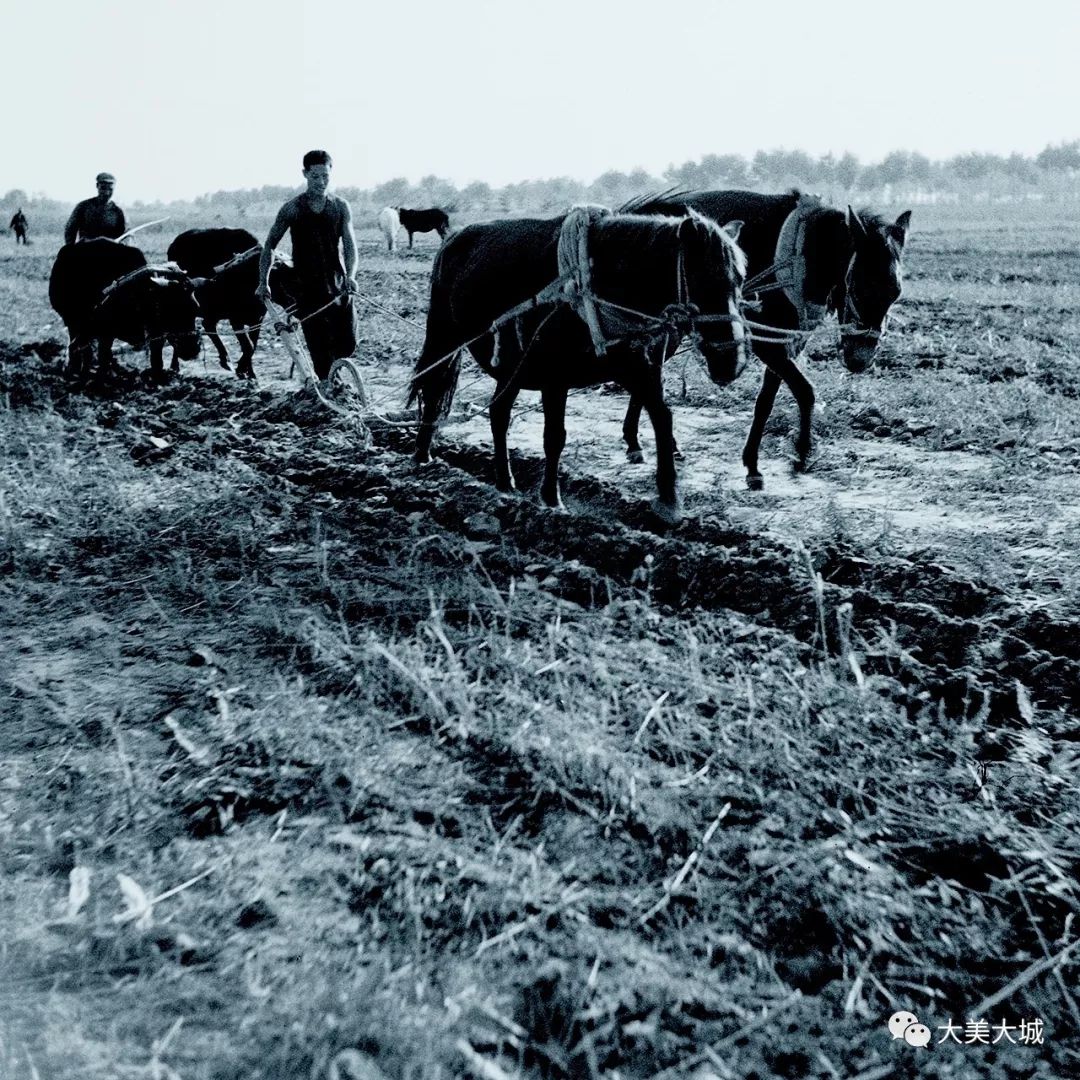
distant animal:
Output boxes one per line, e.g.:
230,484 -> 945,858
396,207 -> 450,248
620,189 -> 911,488
167,227 -> 298,379
9,209 -> 28,245
48,238 -> 201,384
409,207 -> 747,524
377,206 -> 400,252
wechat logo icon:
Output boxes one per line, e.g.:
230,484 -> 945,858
888,1011 -> 931,1048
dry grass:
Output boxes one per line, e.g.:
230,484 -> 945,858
1,207 -> 1079,1079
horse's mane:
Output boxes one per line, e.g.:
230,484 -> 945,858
617,187 -> 690,215
791,190 -> 890,235
591,209 -> 746,279
854,208 -> 892,232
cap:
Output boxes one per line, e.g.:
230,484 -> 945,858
95,172 -> 116,184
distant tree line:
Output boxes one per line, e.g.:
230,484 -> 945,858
5,140 -> 1080,219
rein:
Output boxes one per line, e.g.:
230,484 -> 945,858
838,253 -> 880,341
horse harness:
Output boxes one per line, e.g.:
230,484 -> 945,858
837,252 -> 883,344
768,192 -> 829,331
489,205 -> 745,371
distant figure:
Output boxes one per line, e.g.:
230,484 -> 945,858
377,206 -> 400,252
256,149 -> 359,381
397,207 -> 450,248
64,172 -> 126,244
9,208 -> 28,244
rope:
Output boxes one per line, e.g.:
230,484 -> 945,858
356,292 -> 426,331
556,204 -> 612,355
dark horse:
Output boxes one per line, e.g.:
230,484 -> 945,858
408,209 -> 747,524
620,190 -> 911,488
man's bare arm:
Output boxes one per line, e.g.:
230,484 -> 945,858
256,203 -> 293,299
340,200 -> 358,292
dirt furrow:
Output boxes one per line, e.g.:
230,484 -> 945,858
5,348 -> 1080,736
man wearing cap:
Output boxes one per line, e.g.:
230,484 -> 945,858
63,173 -> 126,244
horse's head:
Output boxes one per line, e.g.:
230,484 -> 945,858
682,212 -> 749,385
838,207 -> 911,372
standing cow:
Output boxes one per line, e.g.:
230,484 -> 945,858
167,227 -> 298,378
396,207 -> 450,248
377,206 -> 400,252
49,239 -> 201,384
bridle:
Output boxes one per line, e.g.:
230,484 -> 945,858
838,248 -> 901,344
587,234 -> 749,360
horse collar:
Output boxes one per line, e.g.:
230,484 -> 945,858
774,193 -> 826,332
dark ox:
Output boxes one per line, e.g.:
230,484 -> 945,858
396,208 -> 450,248
167,227 -> 298,378
49,239 -> 201,384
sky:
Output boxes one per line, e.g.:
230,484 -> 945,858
4,0 -> 1079,204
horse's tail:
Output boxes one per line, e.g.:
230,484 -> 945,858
407,337 -> 462,420
407,251 -> 462,420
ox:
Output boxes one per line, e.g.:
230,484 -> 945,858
49,239 -> 200,384
377,207 -> 400,252
167,227 -> 298,378
396,207 -> 450,248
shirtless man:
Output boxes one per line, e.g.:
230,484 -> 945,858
64,172 -> 126,244
256,150 -> 359,380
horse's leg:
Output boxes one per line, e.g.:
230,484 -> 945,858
624,393 -> 681,464
490,376 -> 523,493
413,337 -> 460,464
414,395 -> 439,463
539,384 -> 568,508
623,395 -> 645,463
743,367 -> 782,490
742,343 -> 815,488
407,231 -> 414,250
630,365 -> 681,524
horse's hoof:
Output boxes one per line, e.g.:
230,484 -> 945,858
626,448 -> 645,464
414,450 -> 432,465
745,474 -> 764,491
650,497 -> 683,527
219,360 -> 232,371
540,487 -> 564,511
